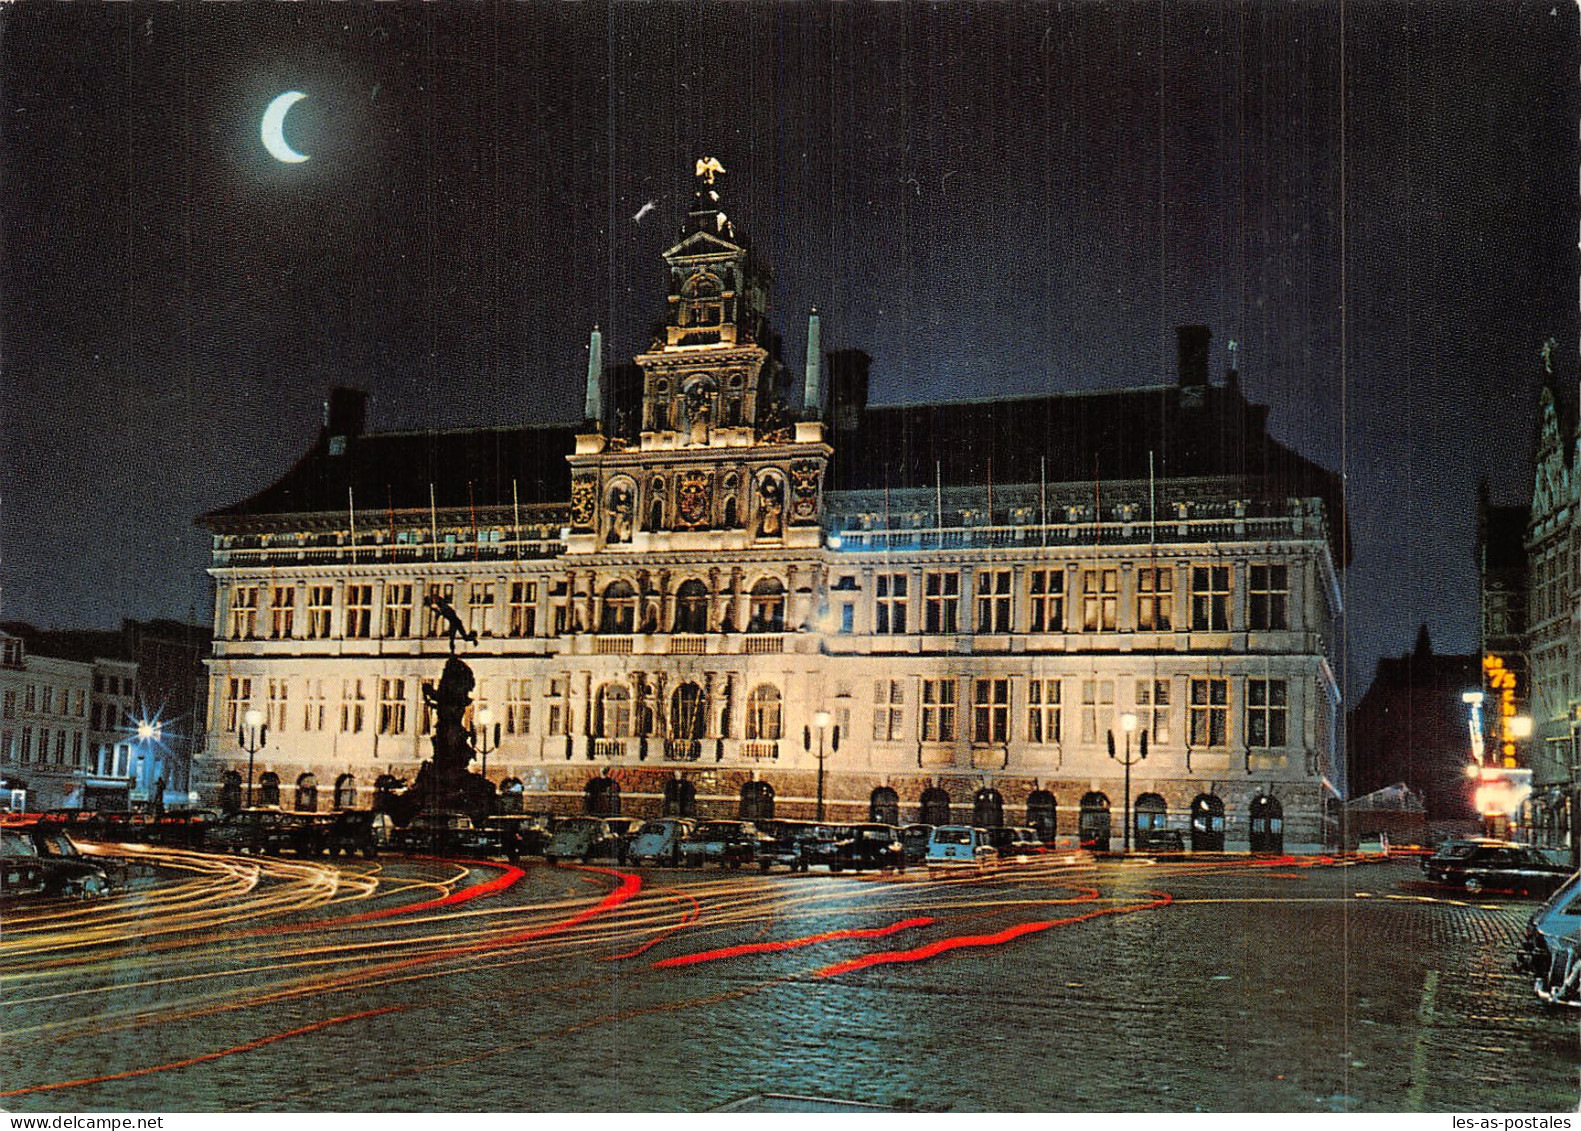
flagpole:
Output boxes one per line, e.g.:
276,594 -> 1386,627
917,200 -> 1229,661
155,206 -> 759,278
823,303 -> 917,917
429,484 -> 438,561
348,487 -> 357,564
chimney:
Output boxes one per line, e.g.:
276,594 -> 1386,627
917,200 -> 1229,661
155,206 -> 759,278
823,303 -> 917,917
1176,325 -> 1212,387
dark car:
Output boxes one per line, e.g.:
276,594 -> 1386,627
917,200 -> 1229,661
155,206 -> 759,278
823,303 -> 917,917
1516,871 -> 1581,1006
1137,828 -> 1186,853
829,823 -> 906,873
390,811 -> 495,855
680,820 -> 775,868
322,810 -> 394,858
1423,839 -> 1572,896
203,808 -> 305,855
986,826 -> 1045,861
759,819 -> 838,873
3,824 -> 114,897
0,831 -> 48,901
144,809 -> 220,849
900,823 -> 935,865
485,814 -> 553,862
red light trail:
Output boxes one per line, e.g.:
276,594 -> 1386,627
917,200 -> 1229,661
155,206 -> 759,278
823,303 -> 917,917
652,915 -> 936,968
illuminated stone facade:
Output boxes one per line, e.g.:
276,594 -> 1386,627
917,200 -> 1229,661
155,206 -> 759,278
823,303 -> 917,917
196,166 -> 1347,849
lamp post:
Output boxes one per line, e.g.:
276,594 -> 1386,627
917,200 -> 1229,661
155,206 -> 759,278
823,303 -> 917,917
1108,712 -> 1147,852
474,706 -> 501,782
804,710 -> 840,822
238,707 -> 267,808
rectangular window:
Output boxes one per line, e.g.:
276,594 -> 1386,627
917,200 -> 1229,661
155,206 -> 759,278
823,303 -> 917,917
1082,569 -> 1118,632
875,573 -> 908,634
54,729 -> 67,764
73,689 -> 86,717
19,727 -> 31,764
418,678 -> 437,736
1191,566 -> 1232,631
1247,678 -> 1288,747
1189,678 -> 1229,747
24,684 -> 35,712
1027,678 -> 1062,744
547,677 -> 569,736
1081,679 -> 1115,744
379,678 -> 408,735
340,679 -> 366,734
307,586 -> 334,640
972,678 -> 1010,744
2,689 -> 14,719
920,678 -> 957,742
71,731 -> 83,767
1249,565 -> 1289,631
872,679 -> 905,742
923,572 -> 960,634
426,583 -> 457,637
224,677 -> 252,733
1024,569 -> 1062,632
230,586 -> 260,640
839,603 -> 855,633
267,678 -> 289,733
976,570 -> 1012,633
505,678 -> 532,735
1136,678 -> 1171,745
468,583 -> 496,637
270,586 -> 295,639
384,584 -> 414,638
345,585 -> 374,639
1136,567 -> 1173,631
509,581 -> 538,638
40,686 -> 53,715
302,679 -> 327,732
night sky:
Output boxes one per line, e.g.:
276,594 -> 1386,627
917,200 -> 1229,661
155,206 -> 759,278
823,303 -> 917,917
3,3 -> 1576,703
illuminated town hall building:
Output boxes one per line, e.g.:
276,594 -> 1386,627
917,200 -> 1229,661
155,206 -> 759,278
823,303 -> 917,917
197,165 -> 1347,850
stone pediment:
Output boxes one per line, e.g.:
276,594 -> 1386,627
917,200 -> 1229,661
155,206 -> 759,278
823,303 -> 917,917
663,229 -> 743,260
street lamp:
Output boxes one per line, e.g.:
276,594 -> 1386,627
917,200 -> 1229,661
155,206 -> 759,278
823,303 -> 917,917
804,710 -> 840,822
239,707 -> 267,808
1109,712 -> 1147,852
134,718 -> 162,808
474,706 -> 501,781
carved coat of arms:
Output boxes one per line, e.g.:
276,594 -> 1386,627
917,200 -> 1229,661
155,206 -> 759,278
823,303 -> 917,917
570,473 -> 597,532
789,459 -> 821,522
676,469 -> 713,528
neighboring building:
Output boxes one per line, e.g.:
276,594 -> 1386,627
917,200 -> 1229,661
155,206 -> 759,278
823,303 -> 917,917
195,162 -> 1348,850
1525,349 -> 1581,855
1346,626 -> 1479,823
0,620 -> 210,811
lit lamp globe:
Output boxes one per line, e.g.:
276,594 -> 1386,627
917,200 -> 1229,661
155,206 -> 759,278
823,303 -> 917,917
1509,716 -> 1534,740
813,710 -> 831,730
243,708 -> 265,733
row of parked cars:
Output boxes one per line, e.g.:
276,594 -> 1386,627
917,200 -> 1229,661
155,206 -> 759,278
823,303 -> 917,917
1,818 -> 117,899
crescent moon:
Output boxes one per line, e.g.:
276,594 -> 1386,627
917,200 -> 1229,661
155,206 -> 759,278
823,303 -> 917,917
261,91 -> 310,164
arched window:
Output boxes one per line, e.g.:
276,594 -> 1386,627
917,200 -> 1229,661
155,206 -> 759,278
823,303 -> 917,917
499,777 -> 524,814
585,776 -> 621,817
1135,792 -> 1167,834
600,581 -> 636,634
973,788 -> 1005,829
595,684 -> 632,738
663,778 -> 697,817
870,786 -> 900,826
670,682 -> 704,739
258,772 -> 281,808
1079,792 -> 1111,851
221,770 -> 242,814
294,773 -> 318,813
1189,793 -> 1226,852
920,787 -> 952,827
333,773 -> 357,810
740,780 -> 775,821
673,580 -> 710,634
1249,795 -> 1285,853
1027,790 -> 1057,842
748,578 -> 785,632
745,685 -> 782,741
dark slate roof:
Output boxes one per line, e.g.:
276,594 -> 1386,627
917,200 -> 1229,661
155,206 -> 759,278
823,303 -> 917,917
203,423 -> 578,524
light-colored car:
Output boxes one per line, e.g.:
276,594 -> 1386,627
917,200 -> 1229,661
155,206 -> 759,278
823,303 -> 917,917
544,817 -> 618,864
926,825 -> 996,874
626,818 -> 694,866
1517,870 -> 1581,1006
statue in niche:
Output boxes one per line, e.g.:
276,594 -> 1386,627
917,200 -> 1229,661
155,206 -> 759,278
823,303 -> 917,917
756,477 -> 785,538
684,384 -> 713,446
607,485 -> 634,544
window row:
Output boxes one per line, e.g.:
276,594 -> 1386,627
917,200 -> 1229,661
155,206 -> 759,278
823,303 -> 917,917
5,726 -> 88,767
836,564 -> 1292,636
2,685 -> 90,720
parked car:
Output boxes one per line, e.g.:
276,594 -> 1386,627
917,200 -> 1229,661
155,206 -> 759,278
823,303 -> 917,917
1137,828 -> 1186,853
626,818 -> 695,866
900,824 -> 935,865
390,811 -> 495,855
544,817 -> 621,863
144,809 -> 220,849
0,830 -> 48,901
1422,839 -> 1572,896
988,826 -> 1043,861
926,825 -> 997,874
205,808 -> 313,855
3,823 -> 113,897
759,820 -> 839,873
829,823 -> 906,873
1516,871 -> 1581,1006
322,809 -> 394,858
680,820 -> 774,869
484,814 -> 553,862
